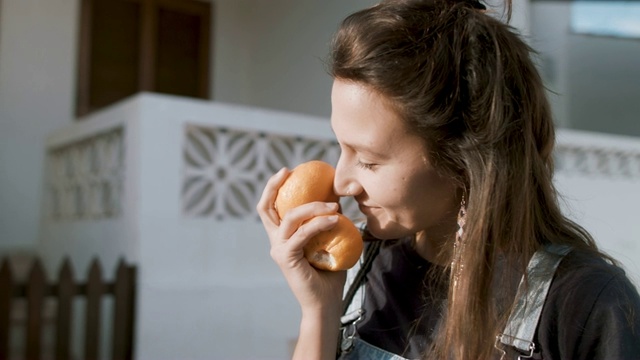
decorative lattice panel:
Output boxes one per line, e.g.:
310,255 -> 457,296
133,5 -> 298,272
555,144 -> 640,179
182,125 -> 362,221
47,128 -> 124,220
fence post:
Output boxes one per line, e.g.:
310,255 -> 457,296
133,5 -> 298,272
26,259 -> 47,360
55,258 -> 75,360
85,258 -> 103,359
112,259 -> 136,360
0,260 -> 13,360
1,257 -> 136,359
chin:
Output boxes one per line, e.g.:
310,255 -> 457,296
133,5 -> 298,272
365,217 -> 412,240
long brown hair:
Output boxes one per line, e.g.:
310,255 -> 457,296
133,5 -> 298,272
329,0 -> 601,358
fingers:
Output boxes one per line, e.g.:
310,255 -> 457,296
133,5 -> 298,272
287,214 -> 339,249
270,214 -> 339,268
257,167 -> 289,228
268,201 -> 340,272
278,202 -> 339,240
257,167 -> 339,240
258,167 -> 340,269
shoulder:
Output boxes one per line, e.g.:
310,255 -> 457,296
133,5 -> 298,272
549,249 -> 639,312
551,249 -> 634,297
537,248 -> 640,359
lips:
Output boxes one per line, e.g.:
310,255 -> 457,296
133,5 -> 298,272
357,202 -> 375,214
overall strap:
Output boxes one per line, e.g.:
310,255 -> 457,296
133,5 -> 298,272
337,234 -> 382,357
497,244 -> 572,357
342,240 -> 382,315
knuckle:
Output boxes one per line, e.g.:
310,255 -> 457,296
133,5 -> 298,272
270,246 -> 287,267
269,247 -> 279,262
297,224 -> 309,239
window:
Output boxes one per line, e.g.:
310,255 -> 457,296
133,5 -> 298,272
571,1 -> 640,39
76,0 -> 211,117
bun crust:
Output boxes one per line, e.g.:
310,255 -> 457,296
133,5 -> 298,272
275,160 -> 339,219
274,160 -> 363,271
304,214 -> 364,271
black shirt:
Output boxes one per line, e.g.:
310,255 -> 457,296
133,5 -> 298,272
353,238 -> 640,359
356,237 -> 444,358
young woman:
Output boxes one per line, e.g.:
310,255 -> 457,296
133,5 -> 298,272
257,0 -> 640,359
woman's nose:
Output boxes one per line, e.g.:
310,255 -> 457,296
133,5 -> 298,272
334,156 -> 361,197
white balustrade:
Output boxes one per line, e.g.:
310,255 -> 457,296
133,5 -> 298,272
47,128 -> 124,220
556,129 -> 640,179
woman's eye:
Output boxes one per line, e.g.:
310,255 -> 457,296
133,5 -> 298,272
356,160 -> 376,171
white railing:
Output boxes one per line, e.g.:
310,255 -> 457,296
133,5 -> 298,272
181,124 -> 359,220
40,93 -> 640,360
556,129 -> 640,179
47,127 -> 124,220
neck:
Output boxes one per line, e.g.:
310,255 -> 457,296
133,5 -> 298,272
414,226 -> 456,266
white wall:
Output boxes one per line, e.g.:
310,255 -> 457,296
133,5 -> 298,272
211,1 -> 254,106
530,2 -> 572,128
567,34 -> 640,136
213,0 -> 532,118
0,0 -> 79,252
555,129 -> 640,286
557,173 -> 640,286
530,1 -> 640,136
511,0 -> 530,37
213,0 -> 378,118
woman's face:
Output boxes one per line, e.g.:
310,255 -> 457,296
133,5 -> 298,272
331,79 -> 459,242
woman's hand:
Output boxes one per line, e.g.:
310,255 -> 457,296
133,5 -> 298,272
257,167 -> 347,311
257,168 -> 345,359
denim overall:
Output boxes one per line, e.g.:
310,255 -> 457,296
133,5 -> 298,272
339,338 -> 411,360
337,243 -> 571,360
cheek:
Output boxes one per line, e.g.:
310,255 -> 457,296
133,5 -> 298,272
415,174 -> 458,215
396,172 -> 448,214
370,176 -> 417,210
399,183 -> 429,215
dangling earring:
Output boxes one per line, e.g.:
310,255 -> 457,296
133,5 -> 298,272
456,193 -> 466,245
452,192 -> 467,289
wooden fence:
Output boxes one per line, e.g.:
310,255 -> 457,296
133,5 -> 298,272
0,257 -> 136,360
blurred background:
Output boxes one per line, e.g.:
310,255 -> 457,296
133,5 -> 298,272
0,0 -> 638,359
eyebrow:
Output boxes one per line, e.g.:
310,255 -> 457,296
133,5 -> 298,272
331,126 -> 389,159
337,138 -> 390,159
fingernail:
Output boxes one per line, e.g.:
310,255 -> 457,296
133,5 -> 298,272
327,215 -> 339,222
326,202 -> 339,210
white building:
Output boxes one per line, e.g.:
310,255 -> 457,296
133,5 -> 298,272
1,1 -> 639,359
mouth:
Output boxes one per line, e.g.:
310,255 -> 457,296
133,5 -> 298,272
357,202 -> 375,214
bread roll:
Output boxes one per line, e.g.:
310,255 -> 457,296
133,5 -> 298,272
275,160 -> 339,219
274,160 -> 363,271
304,213 -> 364,271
